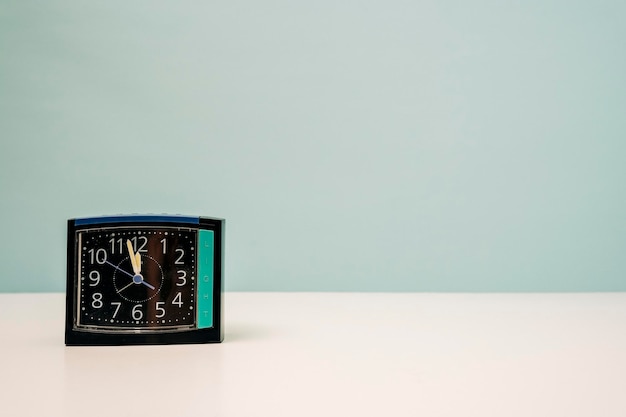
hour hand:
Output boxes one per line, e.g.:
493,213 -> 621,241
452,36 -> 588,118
126,240 -> 140,274
135,252 -> 142,274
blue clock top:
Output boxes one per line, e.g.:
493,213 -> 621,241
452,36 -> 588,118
74,214 -> 200,226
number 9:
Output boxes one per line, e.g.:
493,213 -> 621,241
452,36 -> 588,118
89,271 -> 100,286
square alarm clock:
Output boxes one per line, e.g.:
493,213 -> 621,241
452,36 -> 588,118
65,215 -> 224,346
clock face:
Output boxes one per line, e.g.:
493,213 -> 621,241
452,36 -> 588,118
76,227 -> 199,331
66,215 -> 223,345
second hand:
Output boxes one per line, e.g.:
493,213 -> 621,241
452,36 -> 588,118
105,260 -> 134,278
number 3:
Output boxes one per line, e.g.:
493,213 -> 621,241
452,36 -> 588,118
176,270 -> 187,286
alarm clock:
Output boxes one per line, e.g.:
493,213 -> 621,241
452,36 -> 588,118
65,215 -> 224,346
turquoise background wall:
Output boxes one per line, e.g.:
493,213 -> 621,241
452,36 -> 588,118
1,1 -> 624,292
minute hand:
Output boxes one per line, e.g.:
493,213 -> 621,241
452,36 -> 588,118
126,240 -> 140,274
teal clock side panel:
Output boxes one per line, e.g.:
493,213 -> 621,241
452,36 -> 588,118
197,230 -> 214,329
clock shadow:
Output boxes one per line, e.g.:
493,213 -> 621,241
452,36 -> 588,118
224,322 -> 274,343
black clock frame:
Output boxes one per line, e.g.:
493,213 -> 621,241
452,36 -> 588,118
65,215 -> 224,346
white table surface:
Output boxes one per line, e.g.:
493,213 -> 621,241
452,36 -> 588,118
1,292 -> 625,417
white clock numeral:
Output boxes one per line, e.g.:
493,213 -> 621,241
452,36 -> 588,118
88,271 -> 100,286
111,302 -> 122,318
132,304 -> 143,320
175,248 -> 185,264
155,302 -> 166,318
176,270 -> 187,286
88,248 -> 107,265
172,292 -> 183,307
160,238 -> 167,254
92,293 -> 103,308
109,238 -> 123,254
131,236 -> 148,253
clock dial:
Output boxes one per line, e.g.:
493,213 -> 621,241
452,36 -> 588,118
77,228 -> 197,331
66,215 -> 223,346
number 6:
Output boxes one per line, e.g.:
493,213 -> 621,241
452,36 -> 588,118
132,304 -> 143,320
